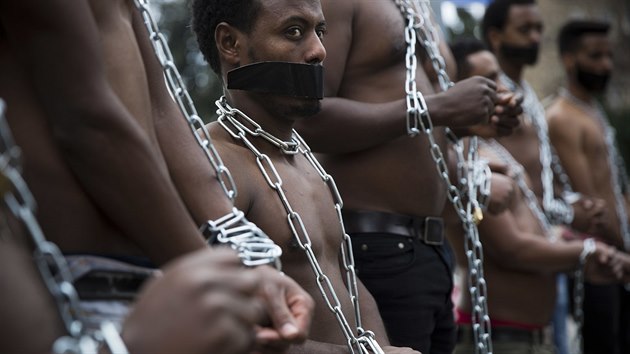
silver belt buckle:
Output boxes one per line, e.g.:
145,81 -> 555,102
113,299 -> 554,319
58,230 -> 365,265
423,217 -> 444,245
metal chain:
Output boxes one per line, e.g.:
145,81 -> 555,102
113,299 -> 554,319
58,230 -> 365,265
200,207 -> 283,269
0,100 -> 128,354
480,139 -> 554,239
133,0 -> 237,201
394,1 -> 493,353
216,97 -> 382,354
559,88 -> 630,251
500,74 -> 574,225
133,0 -> 284,269
573,238 -> 596,354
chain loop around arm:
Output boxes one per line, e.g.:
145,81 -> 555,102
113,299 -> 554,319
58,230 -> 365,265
200,207 -> 283,270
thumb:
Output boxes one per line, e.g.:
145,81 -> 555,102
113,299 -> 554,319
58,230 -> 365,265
262,282 -> 300,339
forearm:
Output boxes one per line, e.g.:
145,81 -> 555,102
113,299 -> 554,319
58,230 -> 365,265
133,7 -> 236,226
56,103 -> 206,264
356,281 -> 391,346
288,340 -> 349,354
490,234 -> 583,273
295,97 -> 408,153
154,108 -> 236,225
2,0 -> 205,264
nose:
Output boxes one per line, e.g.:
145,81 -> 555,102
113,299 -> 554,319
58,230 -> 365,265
602,56 -> 613,72
305,33 -> 326,65
530,30 -> 542,45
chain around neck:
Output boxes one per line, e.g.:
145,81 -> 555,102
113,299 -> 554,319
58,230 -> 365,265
559,87 -> 630,250
216,98 -> 300,155
216,96 -> 383,353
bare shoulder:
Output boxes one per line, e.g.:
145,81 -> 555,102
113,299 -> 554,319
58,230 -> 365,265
546,97 -> 585,139
206,121 -> 253,165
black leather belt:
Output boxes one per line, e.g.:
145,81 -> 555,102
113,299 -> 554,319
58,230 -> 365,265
457,325 -> 546,345
342,209 -> 444,245
74,271 -> 150,300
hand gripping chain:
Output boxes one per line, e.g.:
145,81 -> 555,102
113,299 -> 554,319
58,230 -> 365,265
216,98 -> 383,354
132,0 -> 282,270
0,100 -> 129,354
393,1 -> 493,352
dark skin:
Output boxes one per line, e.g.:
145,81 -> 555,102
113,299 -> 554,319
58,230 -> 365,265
547,32 -> 626,248
294,0 -> 501,222
0,228 -> 307,354
488,3 -> 606,237
205,0 -> 417,352
0,0 -> 203,266
0,0 -> 313,349
446,46 -> 630,327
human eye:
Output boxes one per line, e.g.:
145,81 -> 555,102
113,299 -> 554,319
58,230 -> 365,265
286,26 -> 303,39
316,25 -> 327,40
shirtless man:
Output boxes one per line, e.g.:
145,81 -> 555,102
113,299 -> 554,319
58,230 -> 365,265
447,38 -> 630,354
483,0 -> 605,233
0,0 -> 312,346
547,19 -> 630,354
190,0 -> 419,352
286,0 -> 532,351
288,0 -> 520,352
481,2 -> 612,352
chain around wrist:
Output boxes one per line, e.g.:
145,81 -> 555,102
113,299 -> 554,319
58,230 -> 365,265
579,238 -> 597,266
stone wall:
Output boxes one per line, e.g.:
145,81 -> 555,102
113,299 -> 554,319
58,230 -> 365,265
524,0 -> 630,111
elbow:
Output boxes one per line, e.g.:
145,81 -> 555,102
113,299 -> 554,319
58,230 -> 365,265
49,99 -> 133,160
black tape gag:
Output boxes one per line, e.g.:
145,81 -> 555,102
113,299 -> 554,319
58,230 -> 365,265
227,62 -> 323,99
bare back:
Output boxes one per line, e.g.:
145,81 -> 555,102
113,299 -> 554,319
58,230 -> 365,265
209,123 -> 361,344
317,0 -> 447,217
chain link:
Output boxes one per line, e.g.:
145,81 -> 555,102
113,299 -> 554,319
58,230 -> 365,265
216,98 -> 382,354
133,0 -> 237,201
559,89 -> 630,351
0,100 -> 128,354
480,139 -> 554,239
200,207 -> 283,269
393,1 -> 493,352
133,0 -> 285,269
500,74 -> 574,225
559,88 -> 630,251
573,238 -> 596,354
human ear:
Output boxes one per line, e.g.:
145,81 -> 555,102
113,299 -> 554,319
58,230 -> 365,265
488,28 -> 502,53
562,53 -> 575,72
215,22 -> 243,67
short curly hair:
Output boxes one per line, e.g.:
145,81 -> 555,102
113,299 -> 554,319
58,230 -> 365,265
558,20 -> 609,56
481,0 -> 536,49
190,0 -> 262,75
449,37 -> 488,80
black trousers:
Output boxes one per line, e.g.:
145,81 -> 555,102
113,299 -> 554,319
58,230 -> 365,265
350,232 -> 456,354
579,283 -> 630,354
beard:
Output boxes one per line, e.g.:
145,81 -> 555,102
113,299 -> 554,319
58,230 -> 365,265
575,64 -> 611,94
251,93 -> 321,120
499,42 -> 539,66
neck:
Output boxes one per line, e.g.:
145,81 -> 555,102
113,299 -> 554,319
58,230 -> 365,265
566,79 -> 595,104
497,55 -> 524,84
225,90 -> 295,142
